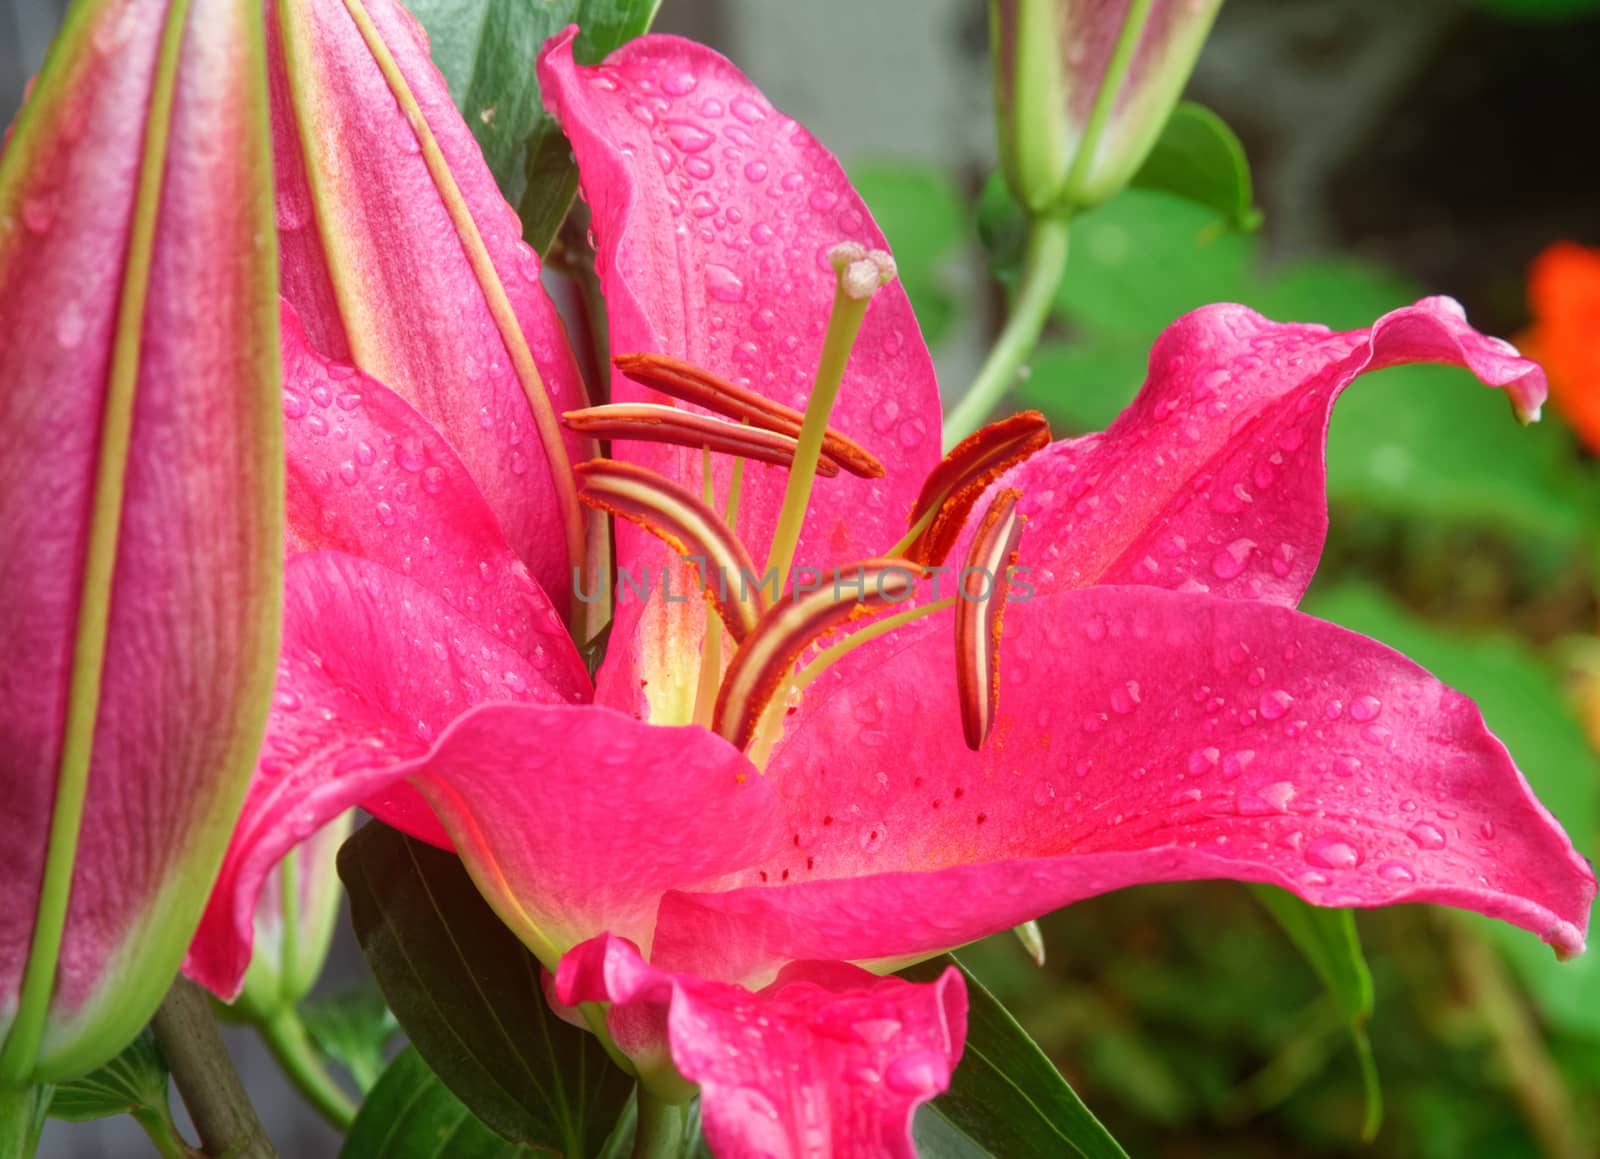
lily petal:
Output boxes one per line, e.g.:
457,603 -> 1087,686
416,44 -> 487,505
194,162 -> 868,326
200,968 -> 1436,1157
280,305 -> 581,667
557,934 -> 966,1159
270,0 -> 588,608
185,549 -> 579,998
1000,298 -> 1546,602
187,550 -> 773,996
539,29 -> 942,718
652,586 -> 1595,984
1,0 -> 280,1079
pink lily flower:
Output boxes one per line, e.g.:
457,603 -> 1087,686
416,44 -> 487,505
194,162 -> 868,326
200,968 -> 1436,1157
181,13 -> 1593,1156
1,0 -> 282,1081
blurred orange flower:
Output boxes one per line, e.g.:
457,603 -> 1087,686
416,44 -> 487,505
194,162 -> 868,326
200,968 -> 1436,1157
1525,241 -> 1600,452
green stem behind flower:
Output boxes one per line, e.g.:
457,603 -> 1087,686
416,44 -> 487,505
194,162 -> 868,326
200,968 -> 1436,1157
943,214 -> 1070,449
631,1088 -> 690,1159
254,1008 -> 356,1132
151,979 -> 275,1159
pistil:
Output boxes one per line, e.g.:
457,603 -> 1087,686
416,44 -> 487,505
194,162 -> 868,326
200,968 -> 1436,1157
764,245 -> 898,596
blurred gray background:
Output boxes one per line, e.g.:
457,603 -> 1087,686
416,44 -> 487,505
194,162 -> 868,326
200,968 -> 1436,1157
6,0 -> 1598,1154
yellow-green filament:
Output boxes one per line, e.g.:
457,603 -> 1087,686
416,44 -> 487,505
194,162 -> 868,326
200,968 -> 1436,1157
764,251 -> 892,595
791,597 -> 956,696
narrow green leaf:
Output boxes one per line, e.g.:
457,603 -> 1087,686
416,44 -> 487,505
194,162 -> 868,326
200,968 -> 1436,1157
338,820 -> 633,1156
1250,887 -> 1381,1138
301,987 -> 401,1095
1131,102 -> 1261,231
342,1047 -> 532,1158
405,0 -> 661,252
899,956 -> 1128,1159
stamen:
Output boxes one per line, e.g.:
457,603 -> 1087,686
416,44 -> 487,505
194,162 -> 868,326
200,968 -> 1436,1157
575,461 -> 765,642
612,353 -> 884,478
896,410 -> 1050,565
765,246 -> 899,595
713,558 -> 924,752
790,597 -> 958,696
563,403 -> 841,477
955,489 -> 1026,751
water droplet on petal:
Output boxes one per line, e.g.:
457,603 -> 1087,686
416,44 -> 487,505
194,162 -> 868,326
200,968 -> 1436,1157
662,70 -> 697,96
1378,860 -> 1416,883
666,120 -> 714,153
1406,822 -> 1447,851
885,1052 -> 945,1096
1305,835 -> 1363,870
705,263 -> 746,302
1349,694 -> 1382,722
1210,538 -> 1254,581
1258,689 -> 1293,720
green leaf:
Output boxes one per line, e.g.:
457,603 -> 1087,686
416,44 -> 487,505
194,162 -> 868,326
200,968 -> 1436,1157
899,956 -> 1128,1159
339,820 -> 634,1155
45,1029 -> 169,1124
974,171 -> 1029,284
851,163 -> 967,347
1249,888 -> 1381,1139
1015,341 -> 1148,434
301,986 -> 401,1094
1302,583 -> 1600,1038
342,1047 -> 534,1158
1053,189 -> 1254,341
405,0 -> 661,252
1130,102 -> 1261,231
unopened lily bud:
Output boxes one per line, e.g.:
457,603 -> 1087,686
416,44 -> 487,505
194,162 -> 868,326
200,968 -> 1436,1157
991,0 -> 1223,212
0,0 -> 281,1084
235,815 -> 354,1019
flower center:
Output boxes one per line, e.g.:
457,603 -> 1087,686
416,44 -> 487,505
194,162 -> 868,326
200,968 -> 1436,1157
563,248 -> 1052,760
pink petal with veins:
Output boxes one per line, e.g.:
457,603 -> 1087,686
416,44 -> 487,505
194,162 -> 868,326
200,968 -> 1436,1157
270,0 -> 587,608
539,29 -> 942,716
188,551 -> 773,997
1,0 -> 280,1073
652,586 -> 1594,984
996,298 -> 1547,602
558,934 -> 965,1159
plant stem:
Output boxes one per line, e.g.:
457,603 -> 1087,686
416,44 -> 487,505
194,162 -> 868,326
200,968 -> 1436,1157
1447,919 -> 1589,1159
150,979 -> 275,1159
254,1009 -> 356,1131
131,1105 -> 198,1159
0,1082 -> 46,1159
942,214 -> 1070,449
631,1088 -> 688,1159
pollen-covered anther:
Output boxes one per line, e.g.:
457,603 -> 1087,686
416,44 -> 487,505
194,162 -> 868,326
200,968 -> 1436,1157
575,460 -> 766,642
955,489 -> 1026,751
713,558 -> 925,752
612,353 -> 884,478
902,410 -> 1050,565
562,404 -> 841,477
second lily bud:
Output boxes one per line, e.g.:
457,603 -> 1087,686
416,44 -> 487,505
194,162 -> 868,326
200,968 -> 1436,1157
991,0 -> 1222,214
